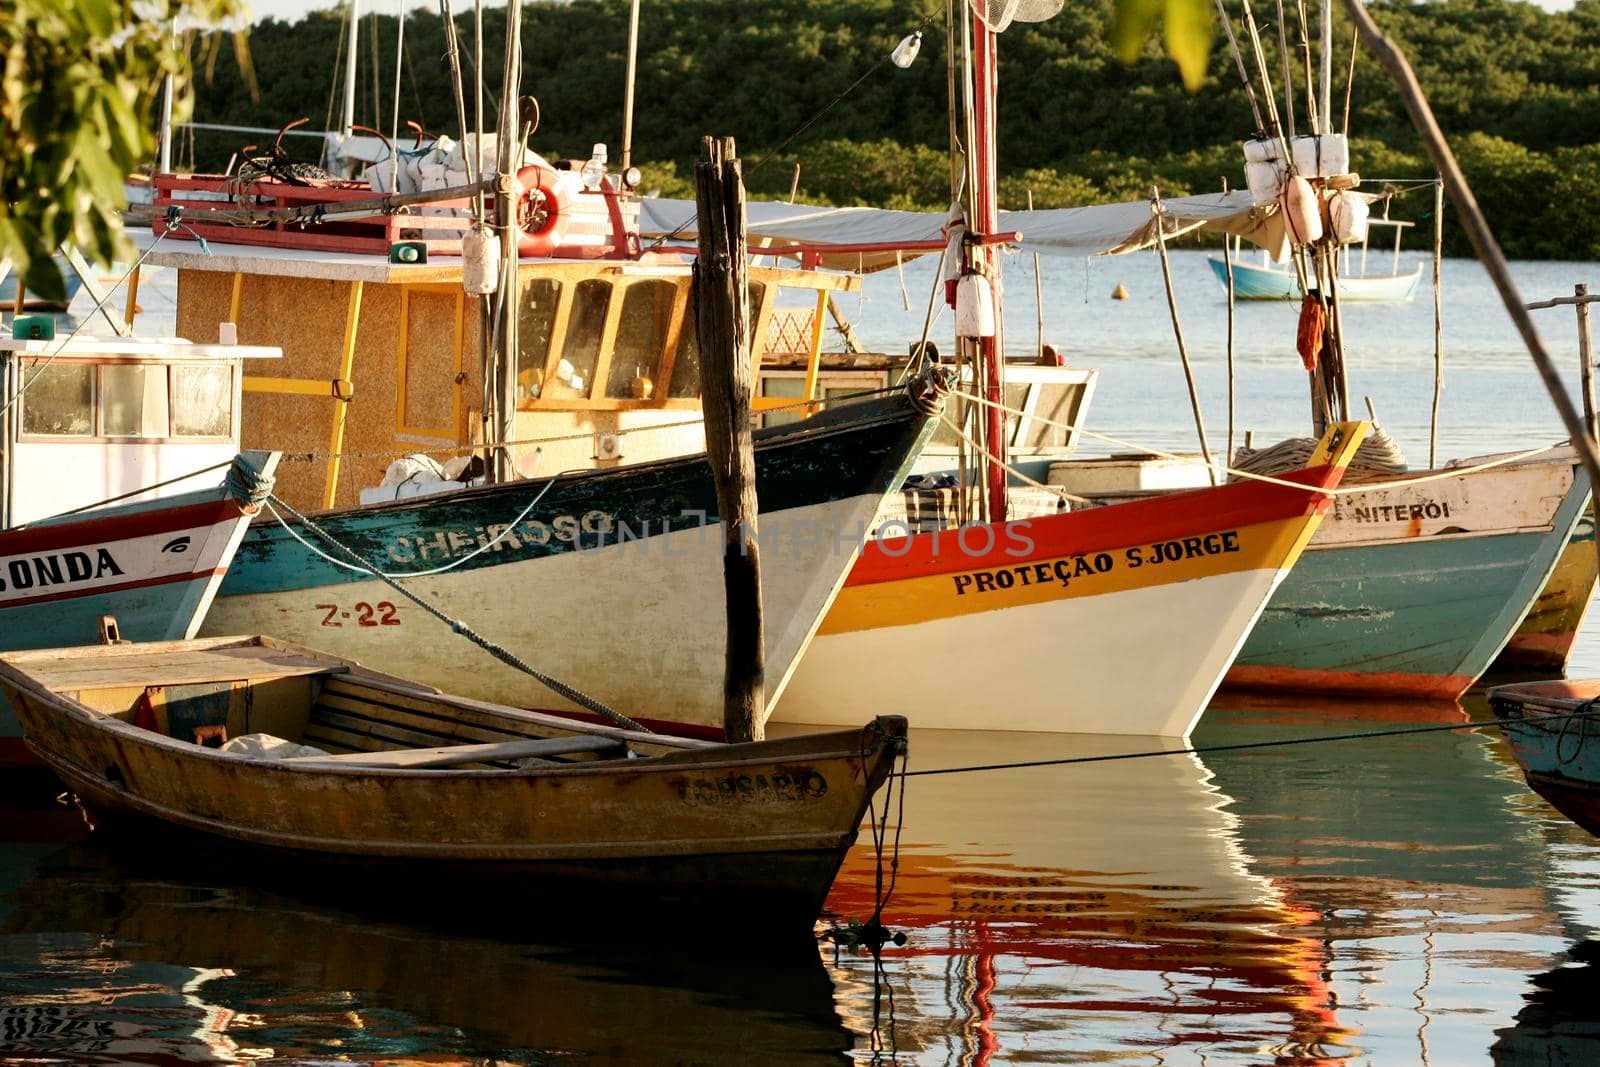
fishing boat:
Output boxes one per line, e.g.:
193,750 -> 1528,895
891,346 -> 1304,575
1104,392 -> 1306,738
1206,248 -> 1423,302
0,334 -> 283,767
0,635 -> 907,930
1493,505 -> 1597,673
775,422 -> 1366,737
1227,448 -> 1590,699
203,383 -> 940,738
1487,678 -> 1600,836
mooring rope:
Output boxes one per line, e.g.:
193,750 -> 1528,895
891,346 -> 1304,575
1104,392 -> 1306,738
264,492 -> 649,733
905,708 -> 1600,777
265,467 -> 563,580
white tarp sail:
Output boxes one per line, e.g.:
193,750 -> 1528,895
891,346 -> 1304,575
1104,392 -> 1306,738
637,190 -> 1284,270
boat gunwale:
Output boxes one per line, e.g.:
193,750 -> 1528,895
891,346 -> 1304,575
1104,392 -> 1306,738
0,635 -> 903,781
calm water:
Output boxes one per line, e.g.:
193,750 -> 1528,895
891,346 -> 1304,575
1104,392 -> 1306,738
5,254 -> 1599,1063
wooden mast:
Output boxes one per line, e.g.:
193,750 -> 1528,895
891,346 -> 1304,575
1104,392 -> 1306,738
492,0 -> 523,483
971,9 -> 1007,524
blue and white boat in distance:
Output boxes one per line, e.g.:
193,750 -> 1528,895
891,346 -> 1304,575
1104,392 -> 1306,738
0,333 -> 282,767
1207,255 -> 1423,302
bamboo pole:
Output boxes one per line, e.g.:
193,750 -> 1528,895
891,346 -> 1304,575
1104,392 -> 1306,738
492,0 -> 523,484
1340,0 -> 1600,502
693,135 -> 764,744
620,0 -> 641,170
1225,234 -> 1237,464
1029,188 -> 1044,358
1577,284 -> 1597,446
1428,178 -> 1444,468
1152,191 -> 1217,485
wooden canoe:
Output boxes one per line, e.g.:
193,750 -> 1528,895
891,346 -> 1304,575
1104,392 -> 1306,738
0,635 -> 907,932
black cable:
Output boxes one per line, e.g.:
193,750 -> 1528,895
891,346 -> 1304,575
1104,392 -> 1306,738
905,707 -> 1599,777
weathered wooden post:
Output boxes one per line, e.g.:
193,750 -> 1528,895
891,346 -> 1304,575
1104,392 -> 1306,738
694,135 -> 764,743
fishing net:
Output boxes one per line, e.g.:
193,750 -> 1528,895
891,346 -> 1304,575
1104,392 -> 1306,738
968,0 -> 1065,33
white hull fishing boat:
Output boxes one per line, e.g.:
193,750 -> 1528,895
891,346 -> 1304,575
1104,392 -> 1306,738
0,334 -> 282,767
777,425 -> 1366,737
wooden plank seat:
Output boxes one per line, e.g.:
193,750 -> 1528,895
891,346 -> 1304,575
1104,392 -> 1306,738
299,678 -> 624,767
285,734 -> 629,769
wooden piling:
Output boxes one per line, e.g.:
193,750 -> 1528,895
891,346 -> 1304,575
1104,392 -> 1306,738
693,135 -> 765,744
1578,284 -> 1597,446
1224,233 -> 1237,464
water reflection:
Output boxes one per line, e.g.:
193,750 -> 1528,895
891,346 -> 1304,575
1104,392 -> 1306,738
824,727 -> 1351,1063
0,820 -> 853,1064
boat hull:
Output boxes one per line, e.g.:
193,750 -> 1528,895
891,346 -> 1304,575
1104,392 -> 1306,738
1,646 -> 903,929
1489,680 -> 1600,837
0,454 -> 276,767
1227,453 -> 1588,700
1206,255 -> 1423,301
774,425 -> 1366,737
1493,506 -> 1597,673
204,395 -> 934,737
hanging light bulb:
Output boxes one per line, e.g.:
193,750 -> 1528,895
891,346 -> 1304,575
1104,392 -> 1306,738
890,31 -> 922,69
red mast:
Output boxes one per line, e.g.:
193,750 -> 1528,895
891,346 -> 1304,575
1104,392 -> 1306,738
971,20 -> 1007,523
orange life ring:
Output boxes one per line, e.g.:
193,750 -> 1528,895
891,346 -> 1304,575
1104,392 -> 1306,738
514,165 -> 570,257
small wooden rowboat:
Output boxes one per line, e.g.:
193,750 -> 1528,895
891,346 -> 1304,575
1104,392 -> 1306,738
1488,679 -> 1600,836
0,635 -> 907,931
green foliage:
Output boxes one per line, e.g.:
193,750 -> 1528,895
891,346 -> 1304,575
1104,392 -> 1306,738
0,0 -> 247,300
170,0 -> 1600,259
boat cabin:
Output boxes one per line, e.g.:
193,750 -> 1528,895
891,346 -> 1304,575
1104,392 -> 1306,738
0,335 -> 279,526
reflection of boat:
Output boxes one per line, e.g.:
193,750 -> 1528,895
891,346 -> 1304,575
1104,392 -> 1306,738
1493,505 -> 1598,674
777,423 -> 1366,737
1490,941 -> 1600,1065
0,635 -> 907,932
1228,450 -> 1590,699
810,727 -> 1354,1060
1488,679 -> 1600,836
0,846 -> 850,1062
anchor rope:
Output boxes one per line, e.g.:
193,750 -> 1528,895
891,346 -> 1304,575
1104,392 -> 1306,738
949,386 -> 1562,497
264,467 -> 563,580
264,492 -> 649,733
904,707 -> 1600,777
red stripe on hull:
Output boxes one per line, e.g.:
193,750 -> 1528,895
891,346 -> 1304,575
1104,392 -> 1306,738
1222,663 -> 1475,701
0,567 -> 229,610
1493,632 -> 1580,671
0,499 -> 244,556
851,463 -> 1343,586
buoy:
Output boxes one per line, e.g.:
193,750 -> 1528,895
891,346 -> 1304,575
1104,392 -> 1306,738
1111,283 -> 1130,300
1281,176 -> 1324,246
955,275 -> 997,338
462,225 -> 500,295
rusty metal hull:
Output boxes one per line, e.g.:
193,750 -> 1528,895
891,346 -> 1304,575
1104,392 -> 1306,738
0,637 -> 904,930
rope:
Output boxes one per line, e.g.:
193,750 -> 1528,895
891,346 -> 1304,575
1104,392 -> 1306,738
949,386 -> 1562,497
906,706 -> 1600,778
264,467 -> 561,579
937,410 -> 1092,505
263,493 -> 650,733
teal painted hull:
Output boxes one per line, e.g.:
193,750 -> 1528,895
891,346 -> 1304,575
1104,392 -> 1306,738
1227,470 -> 1590,698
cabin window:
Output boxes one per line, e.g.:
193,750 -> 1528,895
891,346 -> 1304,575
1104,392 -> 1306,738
549,279 -> 610,399
1019,382 -> 1079,449
171,364 -> 233,438
19,361 -> 93,436
517,279 -> 561,403
668,282 -> 761,399
101,364 -> 170,437
606,280 -> 675,399
668,315 -> 700,398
